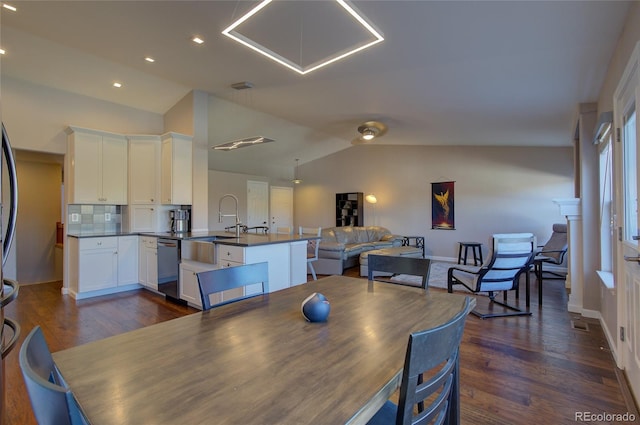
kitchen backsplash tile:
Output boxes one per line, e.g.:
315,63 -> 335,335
68,205 -> 122,234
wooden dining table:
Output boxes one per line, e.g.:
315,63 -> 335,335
53,275 -> 474,424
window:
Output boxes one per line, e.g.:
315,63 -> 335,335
623,107 -> 637,243
599,131 -> 614,271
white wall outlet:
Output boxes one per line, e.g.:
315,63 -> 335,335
105,213 -> 111,222
71,213 -> 80,223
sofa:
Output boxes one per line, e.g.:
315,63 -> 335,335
314,226 -> 404,275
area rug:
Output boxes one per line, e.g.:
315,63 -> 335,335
389,261 -> 480,291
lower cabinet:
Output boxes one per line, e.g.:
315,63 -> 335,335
216,243 -> 291,293
77,238 -> 118,292
118,236 -> 139,285
180,260 -> 245,309
139,236 -> 158,290
68,236 -> 140,299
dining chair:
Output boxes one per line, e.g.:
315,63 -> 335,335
367,297 -> 472,425
367,254 -> 431,290
299,226 -> 322,280
447,233 -> 535,319
196,261 -> 269,310
19,326 -> 89,425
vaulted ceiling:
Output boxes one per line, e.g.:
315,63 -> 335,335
0,1 -> 632,169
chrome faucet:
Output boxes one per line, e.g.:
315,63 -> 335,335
218,194 -> 241,237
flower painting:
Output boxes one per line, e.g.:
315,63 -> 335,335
432,181 -> 455,230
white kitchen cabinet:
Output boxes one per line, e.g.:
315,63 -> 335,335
66,126 -> 128,204
139,236 -> 158,290
130,205 -> 158,232
161,132 -> 192,205
77,237 -> 119,292
117,236 -> 139,286
180,260 -> 243,309
180,261 -> 209,308
68,236 -> 142,299
129,135 -> 161,204
216,243 -> 291,293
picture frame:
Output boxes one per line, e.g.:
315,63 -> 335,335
431,181 -> 455,230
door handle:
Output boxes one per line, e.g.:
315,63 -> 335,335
624,256 -> 640,263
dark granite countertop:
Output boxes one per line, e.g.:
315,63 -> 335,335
67,230 -> 319,247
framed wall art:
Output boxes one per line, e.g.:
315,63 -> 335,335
431,181 -> 455,230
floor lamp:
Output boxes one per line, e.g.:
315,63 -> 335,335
366,194 -> 377,226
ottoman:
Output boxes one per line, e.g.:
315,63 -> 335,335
359,246 -> 423,277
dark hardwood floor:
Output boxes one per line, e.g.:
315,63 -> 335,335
4,269 -> 637,424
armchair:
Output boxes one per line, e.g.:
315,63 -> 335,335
447,233 -> 535,319
533,223 -> 568,305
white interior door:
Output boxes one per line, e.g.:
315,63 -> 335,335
270,186 -> 293,232
247,181 -> 269,228
615,42 -> 640,403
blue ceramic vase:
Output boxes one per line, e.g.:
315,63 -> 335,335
301,292 -> 331,322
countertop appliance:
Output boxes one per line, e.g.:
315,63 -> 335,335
156,238 -> 184,304
1,123 -> 20,425
170,209 -> 190,233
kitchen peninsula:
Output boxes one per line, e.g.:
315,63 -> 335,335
66,231 -> 319,307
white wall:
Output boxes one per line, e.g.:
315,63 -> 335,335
164,90 -> 210,232
2,77 -> 163,153
15,156 -> 62,284
295,144 -> 574,260
207,95 -> 345,179
208,170 -> 270,231
594,2 -> 640,349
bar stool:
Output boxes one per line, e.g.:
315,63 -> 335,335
457,242 -> 483,266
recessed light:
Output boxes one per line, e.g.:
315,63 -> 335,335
0,49 -> 5,55
144,57 -> 155,63
2,3 -> 17,12
192,36 -> 204,45
113,82 -> 122,88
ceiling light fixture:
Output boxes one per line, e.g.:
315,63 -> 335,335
0,49 -> 5,55
356,121 -> 387,143
113,82 -> 122,88
192,36 -> 204,45
222,0 -> 384,75
292,159 -> 302,184
144,57 -> 155,63
213,136 -> 274,151
2,3 -> 17,12
361,128 -> 376,141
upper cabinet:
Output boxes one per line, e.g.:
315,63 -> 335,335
128,135 -> 161,204
66,126 -> 128,205
161,132 -> 192,205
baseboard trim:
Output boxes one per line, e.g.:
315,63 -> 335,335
614,367 -> 640,419
581,308 -> 600,319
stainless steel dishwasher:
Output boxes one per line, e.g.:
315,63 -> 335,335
157,238 -> 181,303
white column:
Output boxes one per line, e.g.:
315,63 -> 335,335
553,198 -> 583,313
